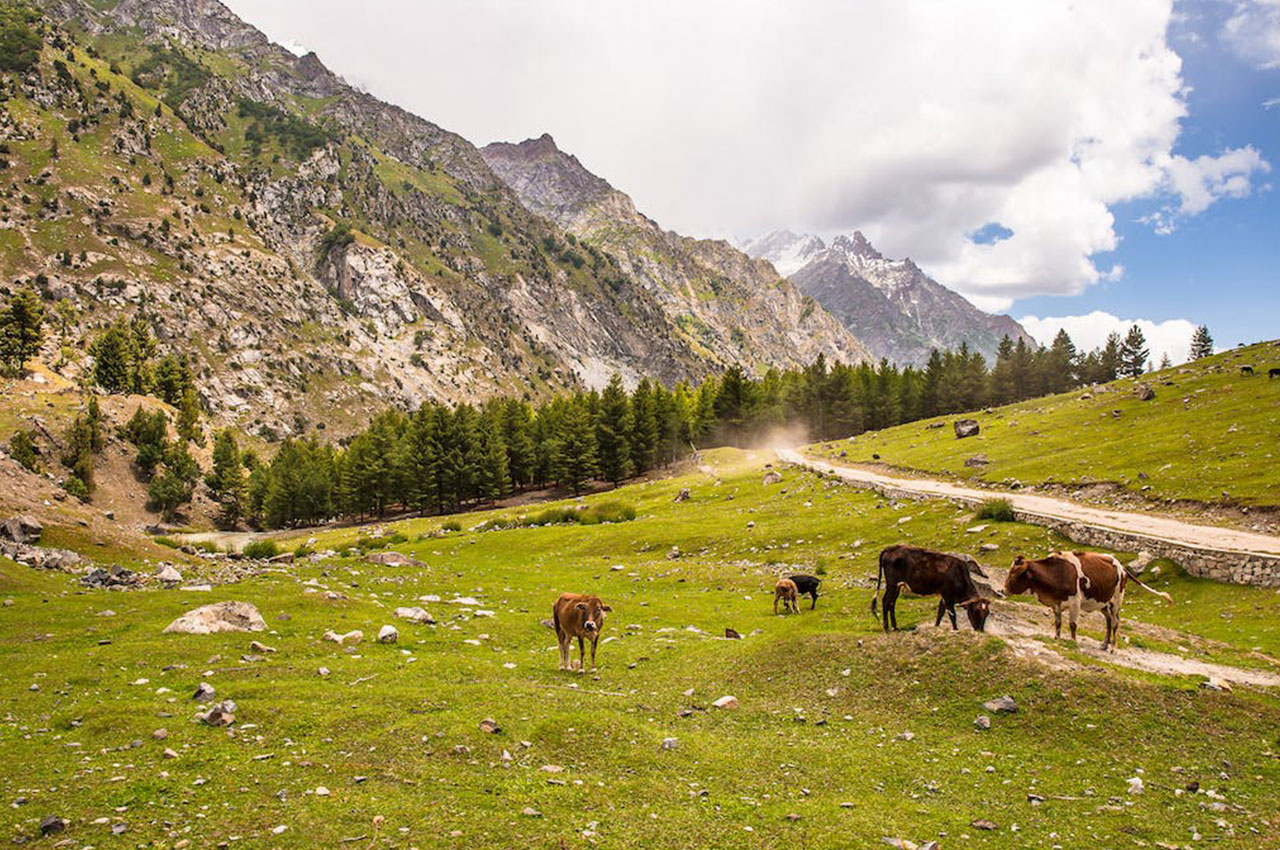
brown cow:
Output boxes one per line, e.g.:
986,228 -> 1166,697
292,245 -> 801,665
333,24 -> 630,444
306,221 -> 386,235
552,592 -> 612,673
774,578 -> 799,615
1005,551 -> 1171,651
871,545 -> 991,632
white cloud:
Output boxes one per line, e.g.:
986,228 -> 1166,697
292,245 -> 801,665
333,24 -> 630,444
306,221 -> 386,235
1222,0 -> 1280,68
1018,311 -> 1198,365
223,0 -> 1270,309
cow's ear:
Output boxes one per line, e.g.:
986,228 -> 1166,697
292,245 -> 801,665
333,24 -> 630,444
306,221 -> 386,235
601,605 -> 612,613
575,602 -> 587,611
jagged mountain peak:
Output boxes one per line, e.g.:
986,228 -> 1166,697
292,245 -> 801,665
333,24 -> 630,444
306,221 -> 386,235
829,230 -> 883,261
481,135 -> 616,226
739,230 -> 826,277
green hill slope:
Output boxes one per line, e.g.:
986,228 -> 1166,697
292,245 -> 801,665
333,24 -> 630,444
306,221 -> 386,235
808,341 -> 1280,512
2,449 -> 1279,847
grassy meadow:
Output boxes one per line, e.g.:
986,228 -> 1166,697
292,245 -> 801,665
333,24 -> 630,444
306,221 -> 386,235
808,340 -> 1280,510
2,450 -> 1279,848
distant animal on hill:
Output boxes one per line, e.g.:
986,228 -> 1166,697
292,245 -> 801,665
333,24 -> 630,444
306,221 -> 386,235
1241,365 -> 1254,376
786,574 -> 822,609
871,545 -> 991,632
1004,551 -> 1171,651
1270,367 -> 1280,380
553,592 -> 612,673
774,578 -> 799,614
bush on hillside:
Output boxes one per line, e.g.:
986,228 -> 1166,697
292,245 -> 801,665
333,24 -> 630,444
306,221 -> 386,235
975,497 -> 1016,522
242,540 -> 279,560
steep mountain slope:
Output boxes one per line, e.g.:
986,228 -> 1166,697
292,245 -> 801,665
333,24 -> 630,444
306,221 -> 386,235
745,230 -> 1034,365
1,0 -> 862,442
481,135 -> 870,372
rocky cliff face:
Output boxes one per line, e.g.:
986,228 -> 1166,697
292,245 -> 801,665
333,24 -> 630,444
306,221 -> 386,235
10,0 -> 871,439
745,230 -> 1034,366
481,136 -> 870,373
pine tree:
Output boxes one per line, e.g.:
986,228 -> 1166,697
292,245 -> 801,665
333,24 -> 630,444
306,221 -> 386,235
1189,325 -> 1214,360
557,399 -> 597,495
629,378 -> 659,475
90,321 -> 135,392
1099,332 -> 1123,382
1046,329 -> 1078,393
477,413 -> 509,502
0,285 -> 45,375
176,385 -> 204,446
407,405 -> 439,514
990,336 -> 1016,405
595,374 -> 633,486
1120,325 -> 1149,378
206,430 -> 247,528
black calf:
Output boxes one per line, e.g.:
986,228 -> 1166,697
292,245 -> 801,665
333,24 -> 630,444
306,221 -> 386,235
786,574 -> 822,609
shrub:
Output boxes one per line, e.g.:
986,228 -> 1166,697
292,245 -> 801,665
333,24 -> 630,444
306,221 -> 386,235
521,502 -> 636,527
8,429 -> 39,472
293,544 -> 313,559
440,519 -> 462,533
974,497 -> 1016,522
242,539 -> 279,560
63,475 -> 89,501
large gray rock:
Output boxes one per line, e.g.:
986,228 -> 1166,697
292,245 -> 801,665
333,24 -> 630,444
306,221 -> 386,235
163,601 -> 267,634
954,419 -> 980,439
366,551 -> 424,567
0,515 -> 42,545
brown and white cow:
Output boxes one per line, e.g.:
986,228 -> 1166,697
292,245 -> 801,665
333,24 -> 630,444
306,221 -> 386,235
1004,551 -> 1172,651
552,592 -> 612,673
871,545 -> 992,632
774,578 -> 799,615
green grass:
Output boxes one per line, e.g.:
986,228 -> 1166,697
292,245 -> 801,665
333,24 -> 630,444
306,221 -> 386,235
809,341 -> 1280,508
2,449 -> 1278,847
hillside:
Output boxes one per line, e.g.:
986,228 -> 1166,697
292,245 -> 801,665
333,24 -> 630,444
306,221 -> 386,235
481,135 -> 870,371
743,230 -> 1034,366
3,449 -> 1279,847
807,341 -> 1280,518
0,0 -> 865,443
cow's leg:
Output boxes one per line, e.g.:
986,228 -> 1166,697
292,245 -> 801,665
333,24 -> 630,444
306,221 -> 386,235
556,630 -> 569,670
810,592 -> 818,610
589,636 -> 598,673
1068,596 -> 1080,642
773,594 -> 780,615
880,585 -> 895,632
934,599 -> 946,628
577,636 -> 586,673
1053,606 -> 1062,639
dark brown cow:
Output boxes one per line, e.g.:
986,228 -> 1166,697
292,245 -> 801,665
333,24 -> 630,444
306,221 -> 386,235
1270,367 -> 1280,380
871,545 -> 991,632
786,574 -> 822,609
552,593 -> 612,673
774,578 -> 799,615
1004,551 -> 1171,651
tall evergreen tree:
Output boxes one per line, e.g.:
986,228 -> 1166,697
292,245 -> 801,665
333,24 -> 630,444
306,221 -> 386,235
629,378 -> 659,474
596,374 -> 633,486
206,429 -> 247,528
1189,324 -> 1214,360
0,285 -> 45,375
557,398 -> 597,494
1120,324 -> 1149,377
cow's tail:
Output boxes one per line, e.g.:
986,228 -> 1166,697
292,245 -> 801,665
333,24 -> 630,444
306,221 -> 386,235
551,602 -> 561,633
870,556 -> 884,617
1121,561 -> 1174,604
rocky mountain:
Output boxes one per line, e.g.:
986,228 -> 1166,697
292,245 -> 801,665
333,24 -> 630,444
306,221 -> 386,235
480,135 -> 870,372
1,0 -> 865,442
744,230 -> 1034,366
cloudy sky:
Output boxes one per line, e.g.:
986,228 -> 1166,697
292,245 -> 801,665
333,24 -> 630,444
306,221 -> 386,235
225,0 -> 1279,361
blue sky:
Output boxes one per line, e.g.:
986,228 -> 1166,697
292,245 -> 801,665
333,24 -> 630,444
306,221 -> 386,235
1015,0 -> 1280,354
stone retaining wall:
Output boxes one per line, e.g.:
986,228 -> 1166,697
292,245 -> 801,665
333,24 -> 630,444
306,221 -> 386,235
804,466 -> 1280,588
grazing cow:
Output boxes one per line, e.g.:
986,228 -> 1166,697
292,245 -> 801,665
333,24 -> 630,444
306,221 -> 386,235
1241,365 -> 1255,376
774,578 -> 799,615
1004,551 -> 1172,651
786,574 -> 822,609
552,592 -> 612,673
1270,367 -> 1280,380
871,545 -> 991,632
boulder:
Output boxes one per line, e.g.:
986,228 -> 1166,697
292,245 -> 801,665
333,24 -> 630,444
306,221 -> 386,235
395,606 -> 436,624
673,488 -> 691,503
377,624 -> 398,644
1134,384 -> 1156,401
198,700 -> 236,727
81,565 -> 136,588
762,471 -> 783,486
163,601 -> 267,634
964,454 -> 989,468
323,629 -> 363,645
982,695 -> 1017,714
0,515 -> 42,545
155,564 -> 183,585
366,551 -> 424,567
267,552 -> 295,564
1128,551 -> 1155,574
711,695 -> 739,710
954,419 -> 980,439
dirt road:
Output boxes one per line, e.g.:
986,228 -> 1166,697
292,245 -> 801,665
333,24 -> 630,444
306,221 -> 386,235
778,449 -> 1280,557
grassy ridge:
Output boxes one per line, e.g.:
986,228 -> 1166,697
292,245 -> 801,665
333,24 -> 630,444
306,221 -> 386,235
809,341 -> 1280,508
2,451 -> 1278,846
